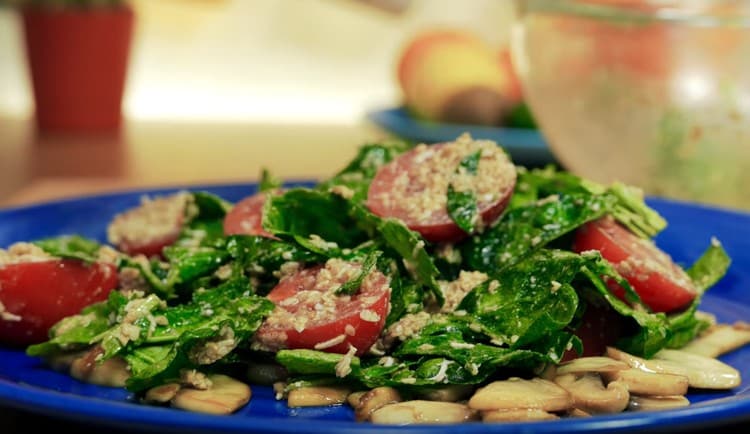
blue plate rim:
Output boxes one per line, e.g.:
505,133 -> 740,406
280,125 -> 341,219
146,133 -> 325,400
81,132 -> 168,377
1,181 -> 750,433
366,106 -> 556,166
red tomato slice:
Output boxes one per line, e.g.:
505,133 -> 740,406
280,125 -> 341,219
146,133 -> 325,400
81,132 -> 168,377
573,216 -> 698,313
223,192 -> 275,238
366,139 -> 516,243
118,234 -> 180,258
107,192 -> 190,257
0,259 -> 117,346
254,260 -> 391,356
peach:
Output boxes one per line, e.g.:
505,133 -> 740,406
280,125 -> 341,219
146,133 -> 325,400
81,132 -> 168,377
396,29 -> 522,125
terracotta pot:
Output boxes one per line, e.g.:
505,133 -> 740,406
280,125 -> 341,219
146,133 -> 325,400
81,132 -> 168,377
22,5 -> 134,132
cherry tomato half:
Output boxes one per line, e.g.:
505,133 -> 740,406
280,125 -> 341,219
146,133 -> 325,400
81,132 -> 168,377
107,193 -> 190,257
254,261 -> 391,356
366,140 -> 516,243
223,192 -> 275,238
573,216 -> 697,313
0,259 -> 117,346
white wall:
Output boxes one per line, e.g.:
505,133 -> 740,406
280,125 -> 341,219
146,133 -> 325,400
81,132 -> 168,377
0,0 -> 516,124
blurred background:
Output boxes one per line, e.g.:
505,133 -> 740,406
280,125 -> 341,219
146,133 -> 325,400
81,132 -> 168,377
0,0 -> 516,124
0,0 -> 525,205
1,0 -> 749,211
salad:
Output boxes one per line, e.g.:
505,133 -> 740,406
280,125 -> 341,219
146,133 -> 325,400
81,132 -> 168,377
0,133 -> 747,424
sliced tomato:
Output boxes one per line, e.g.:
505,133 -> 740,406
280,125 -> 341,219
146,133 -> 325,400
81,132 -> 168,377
107,192 -> 190,257
254,261 -> 391,356
118,234 -> 180,258
0,259 -> 117,346
573,216 -> 698,313
223,192 -> 275,238
366,140 -> 516,243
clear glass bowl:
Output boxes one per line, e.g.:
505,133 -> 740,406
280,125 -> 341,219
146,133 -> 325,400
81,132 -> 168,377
512,0 -> 750,210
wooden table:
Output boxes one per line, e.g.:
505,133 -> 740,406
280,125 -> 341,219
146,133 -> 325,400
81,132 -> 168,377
0,116 -> 388,207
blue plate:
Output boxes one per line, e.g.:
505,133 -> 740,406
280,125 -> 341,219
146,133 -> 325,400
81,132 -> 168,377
2,183 -> 750,433
367,106 -> 556,167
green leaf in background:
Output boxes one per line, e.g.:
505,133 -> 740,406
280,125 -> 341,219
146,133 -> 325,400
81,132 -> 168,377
33,235 -> 105,263
504,102 -> 538,129
259,168 -> 283,192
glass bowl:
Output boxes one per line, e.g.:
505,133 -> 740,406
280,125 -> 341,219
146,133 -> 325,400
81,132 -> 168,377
512,0 -> 750,211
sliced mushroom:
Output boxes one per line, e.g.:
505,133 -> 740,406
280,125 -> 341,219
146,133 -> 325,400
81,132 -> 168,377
70,351 -> 130,388
628,395 -> 690,412
144,383 -> 181,404
606,347 -> 741,389
556,356 -> 629,376
370,400 -> 478,425
355,386 -> 402,421
45,351 -> 87,373
482,408 -> 559,422
602,369 -> 688,396
287,385 -> 351,407
567,408 -> 592,418
681,323 -> 750,358
468,377 -> 572,412
348,391 -> 367,407
553,373 -> 629,414
172,374 -> 251,414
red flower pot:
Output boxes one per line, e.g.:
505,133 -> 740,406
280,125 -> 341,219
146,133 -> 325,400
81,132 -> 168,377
22,5 -> 135,132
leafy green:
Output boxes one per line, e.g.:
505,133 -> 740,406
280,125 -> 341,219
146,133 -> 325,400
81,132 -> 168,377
33,235 -> 105,263
259,168 -> 283,192
461,193 -> 614,275
447,151 -> 481,234
317,140 -> 412,202
510,166 -> 666,238
687,239 -> 731,293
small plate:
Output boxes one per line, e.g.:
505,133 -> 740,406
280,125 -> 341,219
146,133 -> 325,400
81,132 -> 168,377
367,106 -> 556,167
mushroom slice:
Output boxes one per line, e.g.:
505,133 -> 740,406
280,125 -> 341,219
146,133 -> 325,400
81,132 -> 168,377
144,383 -> 181,404
603,369 -> 688,396
370,400 -> 478,425
172,374 -> 251,414
348,391 -> 367,407
556,356 -> 629,376
554,373 -> 629,414
628,395 -> 690,412
468,377 -> 572,412
681,323 -> 750,358
287,385 -> 350,407
482,408 -> 559,422
355,387 -> 402,422
606,347 -> 741,390
567,408 -> 592,418
70,354 -> 131,387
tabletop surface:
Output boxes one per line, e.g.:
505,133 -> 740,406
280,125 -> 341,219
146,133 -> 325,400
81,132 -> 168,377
0,116 -> 388,208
